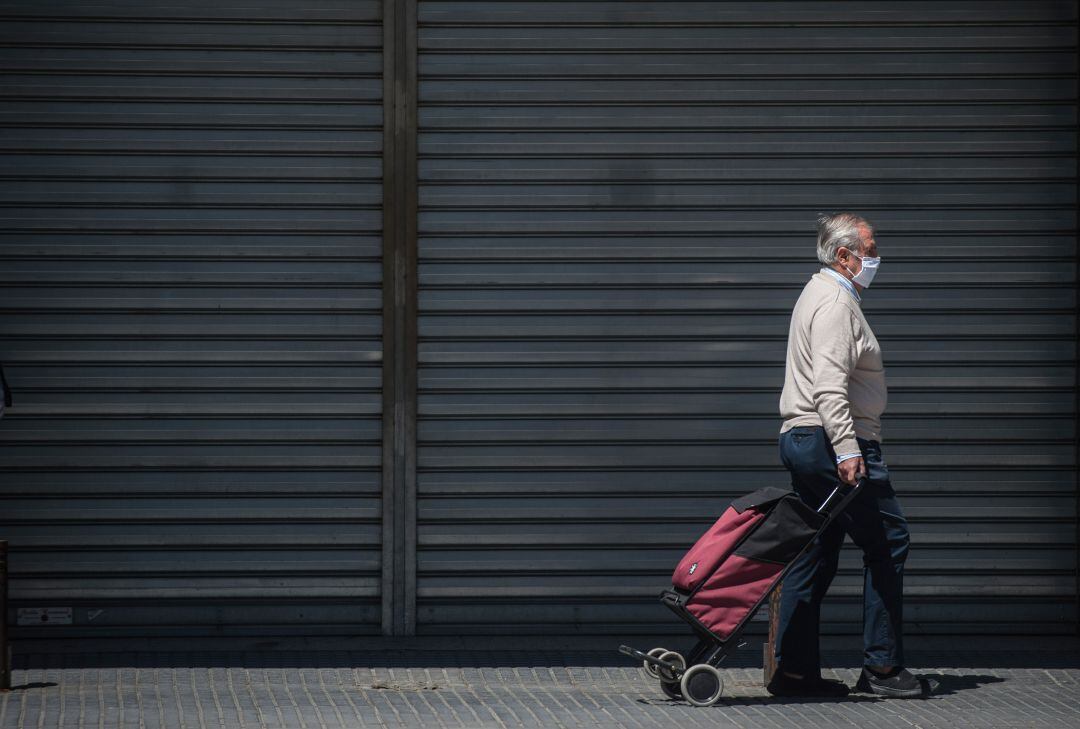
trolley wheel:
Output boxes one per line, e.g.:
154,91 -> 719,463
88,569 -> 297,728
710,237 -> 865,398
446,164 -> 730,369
643,647 -> 668,680
659,679 -> 682,701
657,651 -> 686,683
680,663 -> 724,707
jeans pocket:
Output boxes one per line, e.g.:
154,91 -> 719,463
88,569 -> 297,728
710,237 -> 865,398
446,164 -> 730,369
790,427 -> 814,444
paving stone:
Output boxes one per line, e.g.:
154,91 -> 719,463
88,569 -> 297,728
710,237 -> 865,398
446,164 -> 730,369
1,647 -> 1078,728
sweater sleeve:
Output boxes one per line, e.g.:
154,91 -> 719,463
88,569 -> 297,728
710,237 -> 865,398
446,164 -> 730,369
808,302 -> 860,455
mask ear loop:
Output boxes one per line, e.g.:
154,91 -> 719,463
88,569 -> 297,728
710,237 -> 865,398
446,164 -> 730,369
839,249 -> 859,281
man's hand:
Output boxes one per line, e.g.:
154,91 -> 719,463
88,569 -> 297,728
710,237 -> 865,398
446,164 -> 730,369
837,456 -> 865,485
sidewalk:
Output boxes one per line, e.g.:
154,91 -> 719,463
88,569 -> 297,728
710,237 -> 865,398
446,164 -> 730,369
2,640 -> 1078,728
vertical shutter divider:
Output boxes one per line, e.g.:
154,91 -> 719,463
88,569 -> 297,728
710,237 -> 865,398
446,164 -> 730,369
381,0 -> 420,637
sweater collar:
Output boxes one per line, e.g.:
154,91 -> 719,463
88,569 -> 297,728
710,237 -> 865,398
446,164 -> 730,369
820,267 -> 861,304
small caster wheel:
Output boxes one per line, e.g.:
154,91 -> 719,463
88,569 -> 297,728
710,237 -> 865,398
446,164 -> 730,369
660,679 -> 682,701
643,647 -> 668,680
657,651 -> 686,684
680,663 -> 724,707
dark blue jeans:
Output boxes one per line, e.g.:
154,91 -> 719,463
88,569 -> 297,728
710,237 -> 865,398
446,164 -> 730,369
774,425 -> 910,676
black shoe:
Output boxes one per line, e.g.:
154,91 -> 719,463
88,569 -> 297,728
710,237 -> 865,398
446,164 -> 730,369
766,671 -> 850,697
855,666 -> 928,698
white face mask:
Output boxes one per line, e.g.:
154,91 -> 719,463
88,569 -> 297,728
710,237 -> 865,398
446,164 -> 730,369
843,255 -> 880,288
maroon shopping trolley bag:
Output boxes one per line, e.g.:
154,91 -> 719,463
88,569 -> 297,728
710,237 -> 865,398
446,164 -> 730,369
670,486 -> 826,640
620,480 -> 862,706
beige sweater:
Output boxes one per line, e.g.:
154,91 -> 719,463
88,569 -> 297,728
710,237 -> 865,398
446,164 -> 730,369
779,269 -> 887,455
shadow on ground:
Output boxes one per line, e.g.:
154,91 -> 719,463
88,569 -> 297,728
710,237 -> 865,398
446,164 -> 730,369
638,694 -> 887,706
915,673 -> 1005,696
632,672 -> 1001,705
1,681 -> 58,692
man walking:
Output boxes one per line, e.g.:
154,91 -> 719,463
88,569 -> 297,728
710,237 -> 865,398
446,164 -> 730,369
766,213 -> 926,698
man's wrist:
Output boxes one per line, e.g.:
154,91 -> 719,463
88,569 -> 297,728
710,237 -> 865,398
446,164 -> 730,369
835,452 -> 861,464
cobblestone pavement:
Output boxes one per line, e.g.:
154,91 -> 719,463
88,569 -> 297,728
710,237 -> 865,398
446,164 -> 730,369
1,647 -> 1078,728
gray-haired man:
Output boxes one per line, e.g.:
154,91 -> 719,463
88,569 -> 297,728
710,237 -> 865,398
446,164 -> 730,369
767,213 -> 927,698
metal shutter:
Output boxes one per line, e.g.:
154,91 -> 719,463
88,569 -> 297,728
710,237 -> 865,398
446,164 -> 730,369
415,2 -> 1078,637
0,1 -> 384,637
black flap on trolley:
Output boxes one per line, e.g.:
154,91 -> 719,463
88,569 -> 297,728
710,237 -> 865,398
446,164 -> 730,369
729,486 -> 794,514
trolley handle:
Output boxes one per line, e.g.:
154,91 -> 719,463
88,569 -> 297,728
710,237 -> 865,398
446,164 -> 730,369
816,475 -> 867,515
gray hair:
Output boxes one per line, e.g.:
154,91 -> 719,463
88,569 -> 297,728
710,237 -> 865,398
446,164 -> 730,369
816,212 -> 873,265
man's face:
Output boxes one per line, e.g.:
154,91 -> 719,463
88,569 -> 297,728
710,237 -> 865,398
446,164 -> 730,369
838,223 -> 878,278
